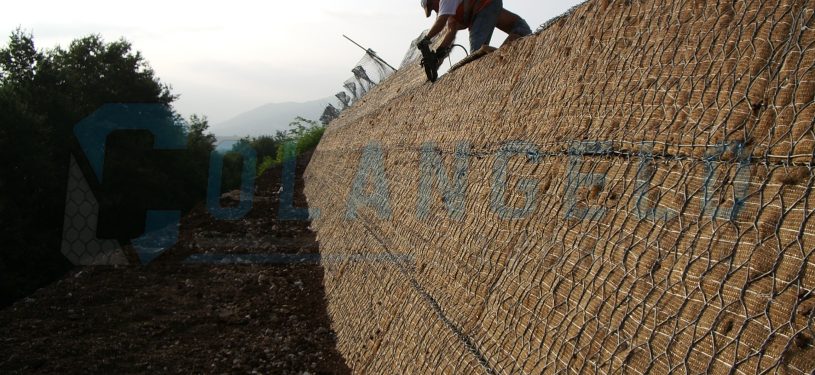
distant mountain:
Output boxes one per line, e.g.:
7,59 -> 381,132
213,97 -> 335,137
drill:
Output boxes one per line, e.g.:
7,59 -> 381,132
417,37 -> 450,83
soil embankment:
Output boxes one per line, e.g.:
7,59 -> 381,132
305,1 -> 815,373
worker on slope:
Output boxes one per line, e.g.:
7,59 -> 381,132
417,0 -> 532,79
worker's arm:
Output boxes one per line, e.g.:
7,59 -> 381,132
426,14 -> 451,40
420,14 -> 458,56
438,17 -> 460,49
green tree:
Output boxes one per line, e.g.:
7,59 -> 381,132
274,116 -> 326,162
186,114 -> 217,179
0,31 -> 214,306
0,29 -> 41,88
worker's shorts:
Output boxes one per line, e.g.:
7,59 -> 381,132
468,0 -> 502,53
469,0 -> 533,53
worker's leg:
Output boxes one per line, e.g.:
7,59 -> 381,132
468,0 -> 503,53
497,9 -> 532,46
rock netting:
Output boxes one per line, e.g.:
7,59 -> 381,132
305,1 -> 815,373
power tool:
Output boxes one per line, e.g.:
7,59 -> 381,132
416,38 -> 450,82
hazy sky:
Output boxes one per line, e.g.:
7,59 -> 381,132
2,1 -> 584,127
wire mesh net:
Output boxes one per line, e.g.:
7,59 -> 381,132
321,49 -> 396,125
304,0 -> 815,374
400,31 -> 431,69
61,155 -> 128,265
320,103 -> 342,125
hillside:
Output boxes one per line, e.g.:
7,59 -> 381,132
214,97 -> 334,137
304,0 -> 815,374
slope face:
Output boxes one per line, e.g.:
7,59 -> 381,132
305,1 -> 815,373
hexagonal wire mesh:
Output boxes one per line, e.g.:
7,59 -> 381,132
60,155 -> 128,265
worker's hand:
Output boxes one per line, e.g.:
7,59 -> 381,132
417,36 -> 432,50
434,46 -> 451,62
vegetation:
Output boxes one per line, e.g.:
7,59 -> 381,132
0,28 -> 328,306
220,116 -> 326,190
0,30 -> 217,306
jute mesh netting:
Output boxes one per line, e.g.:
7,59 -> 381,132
303,0 -> 815,373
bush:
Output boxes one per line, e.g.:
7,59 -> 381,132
296,126 -> 325,154
235,117 -> 326,179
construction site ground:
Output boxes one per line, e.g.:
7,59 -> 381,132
0,152 -> 351,374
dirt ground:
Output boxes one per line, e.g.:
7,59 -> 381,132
0,152 -> 351,374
